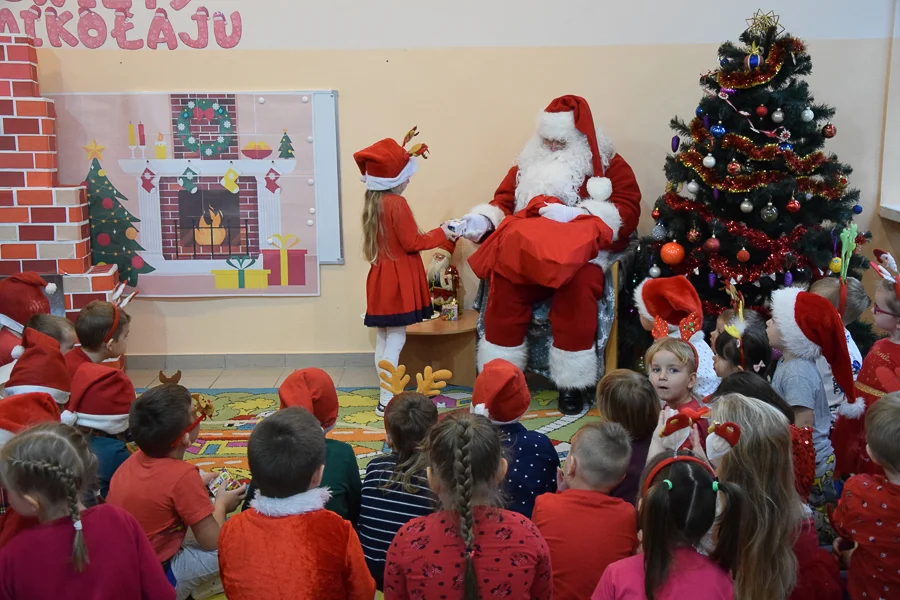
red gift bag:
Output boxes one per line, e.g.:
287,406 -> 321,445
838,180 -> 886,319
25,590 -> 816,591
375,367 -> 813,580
469,196 -> 611,289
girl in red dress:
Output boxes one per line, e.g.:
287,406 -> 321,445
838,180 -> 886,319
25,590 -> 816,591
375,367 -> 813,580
384,412 -> 553,600
354,129 -> 455,416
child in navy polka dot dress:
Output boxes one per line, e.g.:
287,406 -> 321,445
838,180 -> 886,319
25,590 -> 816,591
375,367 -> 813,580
469,359 -> 559,519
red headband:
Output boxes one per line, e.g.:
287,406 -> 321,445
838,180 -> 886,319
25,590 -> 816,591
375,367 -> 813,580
838,281 -> 848,319
103,305 -> 120,344
642,455 -> 716,496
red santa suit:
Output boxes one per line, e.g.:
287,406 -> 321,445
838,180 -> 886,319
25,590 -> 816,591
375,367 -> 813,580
467,96 -> 641,390
0,273 -> 54,367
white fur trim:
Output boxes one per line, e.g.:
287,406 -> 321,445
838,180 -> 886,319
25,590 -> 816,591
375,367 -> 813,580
0,315 -> 24,335
589,250 -> 612,270
469,203 -> 506,229
44,283 -> 57,296
548,346 -> 598,390
0,429 -> 13,448
477,338 -> 528,372
2,385 -> 69,405
770,288 -> 820,360
838,396 -> 866,419
586,177 -> 612,202
251,487 -> 332,517
471,403 -> 490,418
363,158 -> 418,191
10,346 -> 23,360
705,432 -> 732,464
577,198 -> 622,241
537,110 -> 577,141
633,279 -> 652,321
60,411 -> 77,426
66,412 -> 129,435
0,361 -> 13,386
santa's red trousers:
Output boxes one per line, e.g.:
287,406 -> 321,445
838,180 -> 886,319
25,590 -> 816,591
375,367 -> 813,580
483,264 -> 605,351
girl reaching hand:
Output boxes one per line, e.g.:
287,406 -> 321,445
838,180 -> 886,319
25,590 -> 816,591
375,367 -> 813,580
355,129 -> 456,417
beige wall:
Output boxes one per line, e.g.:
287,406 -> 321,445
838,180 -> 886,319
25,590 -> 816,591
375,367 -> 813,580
34,32 -> 894,355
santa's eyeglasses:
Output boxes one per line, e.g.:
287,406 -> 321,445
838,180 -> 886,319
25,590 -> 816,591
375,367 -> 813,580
542,138 -> 567,151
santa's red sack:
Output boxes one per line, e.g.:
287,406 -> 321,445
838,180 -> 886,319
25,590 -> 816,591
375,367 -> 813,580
468,196 -> 613,289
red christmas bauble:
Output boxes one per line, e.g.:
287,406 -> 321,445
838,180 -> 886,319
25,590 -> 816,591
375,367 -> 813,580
132,255 -> 145,269
737,248 -> 750,262
660,242 -> 686,265
96,233 -> 110,246
786,199 -> 801,213
652,208 -> 660,220
727,160 -> 741,175
703,237 -> 721,254
102,198 -> 114,210
838,175 -> 849,187
823,123 -> 837,138
755,105 -> 768,117
687,228 -> 701,243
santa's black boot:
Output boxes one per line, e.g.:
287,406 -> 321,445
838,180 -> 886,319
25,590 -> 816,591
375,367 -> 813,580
557,389 -> 584,415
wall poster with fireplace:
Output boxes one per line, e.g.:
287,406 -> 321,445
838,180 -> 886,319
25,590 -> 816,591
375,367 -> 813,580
50,92 -> 342,297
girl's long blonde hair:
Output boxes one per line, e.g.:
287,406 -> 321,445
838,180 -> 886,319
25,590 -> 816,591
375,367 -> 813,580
713,393 -> 804,600
362,190 -> 387,264
0,423 -> 97,572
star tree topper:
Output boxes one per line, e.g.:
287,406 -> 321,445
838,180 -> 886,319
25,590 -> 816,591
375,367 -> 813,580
83,139 -> 106,161
746,9 -> 784,35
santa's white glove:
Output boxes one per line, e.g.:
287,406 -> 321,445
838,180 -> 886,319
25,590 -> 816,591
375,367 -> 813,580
461,214 -> 492,241
538,203 -> 588,223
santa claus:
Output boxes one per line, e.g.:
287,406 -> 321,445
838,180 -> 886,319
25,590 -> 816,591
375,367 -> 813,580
460,95 -> 641,414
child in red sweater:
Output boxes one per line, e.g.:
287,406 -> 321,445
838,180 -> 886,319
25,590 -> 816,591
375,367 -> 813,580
107,384 -> 246,600
66,301 -> 131,379
385,412 -> 553,600
532,420 -> 637,600
0,423 -> 173,599
219,406 -> 375,600
832,392 -> 900,600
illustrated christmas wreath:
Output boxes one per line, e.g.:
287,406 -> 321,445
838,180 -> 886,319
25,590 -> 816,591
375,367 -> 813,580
175,99 -> 234,158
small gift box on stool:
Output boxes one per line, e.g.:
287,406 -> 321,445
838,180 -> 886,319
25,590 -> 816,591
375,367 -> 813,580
261,234 -> 307,287
441,301 -> 459,321
211,256 -> 270,290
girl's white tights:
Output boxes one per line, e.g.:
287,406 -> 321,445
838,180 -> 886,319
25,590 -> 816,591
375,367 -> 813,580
375,326 -> 407,406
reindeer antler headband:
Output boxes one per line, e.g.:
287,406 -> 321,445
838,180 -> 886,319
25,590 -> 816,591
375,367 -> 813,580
401,126 -> 429,159
378,360 -> 452,398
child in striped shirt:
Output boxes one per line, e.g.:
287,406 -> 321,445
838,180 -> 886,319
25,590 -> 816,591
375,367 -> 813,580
357,392 -> 438,590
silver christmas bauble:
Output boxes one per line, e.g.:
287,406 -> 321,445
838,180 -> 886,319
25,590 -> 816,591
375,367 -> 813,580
649,265 -> 662,278
686,180 -> 700,194
772,108 -> 785,123
761,202 -> 778,223
740,199 -> 754,213
702,154 -> 717,168
801,107 -> 814,122
651,224 -> 666,241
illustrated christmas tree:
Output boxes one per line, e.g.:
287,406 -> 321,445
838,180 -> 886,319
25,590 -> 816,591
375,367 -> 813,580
278,130 -> 294,159
621,12 -> 873,365
83,146 -> 155,287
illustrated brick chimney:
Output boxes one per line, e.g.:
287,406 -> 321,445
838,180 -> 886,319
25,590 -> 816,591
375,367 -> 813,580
0,36 -> 121,325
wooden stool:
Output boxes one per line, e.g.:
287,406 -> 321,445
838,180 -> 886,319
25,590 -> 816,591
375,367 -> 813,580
400,309 -> 478,388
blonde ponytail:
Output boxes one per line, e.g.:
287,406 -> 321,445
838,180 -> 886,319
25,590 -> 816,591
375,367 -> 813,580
362,190 -> 385,264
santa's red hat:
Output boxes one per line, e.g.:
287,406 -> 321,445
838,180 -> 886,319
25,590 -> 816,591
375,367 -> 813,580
0,272 -> 54,334
278,368 -> 339,430
538,95 -> 613,203
62,363 -> 135,434
706,421 -> 741,463
634,275 -> 703,325
470,359 -> 530,424
2,329 -> 70,404
434,238 -> 456,259
770,287 -> 859,417
0,392 -> 60,448
355,129 -> 428,192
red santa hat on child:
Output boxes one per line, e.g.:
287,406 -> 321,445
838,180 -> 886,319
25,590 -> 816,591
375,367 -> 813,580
470,359 -> 531,424
634,275 -> 702,325
770,287 -> 859,418
0,272 -> 54,334
0,392 -> 60,448
537,95 -> 613,203
2,329 -> 70,404
278,368 -> 339,430
62,363 -> 135,434
354,128 -> 429,192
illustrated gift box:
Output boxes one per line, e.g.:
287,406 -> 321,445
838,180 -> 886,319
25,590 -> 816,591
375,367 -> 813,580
211,256 -> 271,290
261,234 -> 307,287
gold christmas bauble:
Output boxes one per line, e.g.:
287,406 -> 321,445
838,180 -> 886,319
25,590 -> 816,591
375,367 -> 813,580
98,169 -> 106,176
126,227 -> 138,240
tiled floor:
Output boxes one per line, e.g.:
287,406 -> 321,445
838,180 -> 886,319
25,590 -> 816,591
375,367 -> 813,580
127,366 -> 372,390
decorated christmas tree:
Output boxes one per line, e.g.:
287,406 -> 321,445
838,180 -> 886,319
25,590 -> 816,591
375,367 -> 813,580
278,130 -> 294,159
621,12 -> 872,365
84,156 -> 154,287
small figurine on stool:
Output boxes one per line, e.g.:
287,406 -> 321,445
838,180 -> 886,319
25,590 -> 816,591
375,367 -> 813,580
427,239 -> 460,318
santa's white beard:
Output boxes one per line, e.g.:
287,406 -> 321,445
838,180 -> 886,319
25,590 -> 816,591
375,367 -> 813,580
514,133 -> 593,211
427,255 -> 450,284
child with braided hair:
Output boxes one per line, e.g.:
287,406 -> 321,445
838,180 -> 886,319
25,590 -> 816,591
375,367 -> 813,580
0,423 -> 173,598
384,412 -> 553,600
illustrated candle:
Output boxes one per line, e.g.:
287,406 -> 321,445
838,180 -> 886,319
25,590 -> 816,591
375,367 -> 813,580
138,122 -> 145,146
155,133 -> 167,159
128,122 -> 135,147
